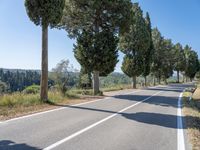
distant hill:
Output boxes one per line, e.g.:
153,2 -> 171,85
0,68 -> 41,73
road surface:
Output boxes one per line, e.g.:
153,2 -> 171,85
0,84 -> 192,150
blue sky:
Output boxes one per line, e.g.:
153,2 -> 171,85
0,0 -> 199,72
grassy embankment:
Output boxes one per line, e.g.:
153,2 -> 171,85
182,84 -> 200,150
0,84 -> 133,120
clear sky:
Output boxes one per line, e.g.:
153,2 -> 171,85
0,0 -> 199,72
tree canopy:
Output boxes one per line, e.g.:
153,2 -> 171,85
25,0 -> 65,27
74,29 -> 119,76
61,0 -> 132,37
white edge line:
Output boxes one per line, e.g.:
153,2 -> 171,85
43,91 -> 162,150
0,90 -> 142,124
177,92 -> 185,150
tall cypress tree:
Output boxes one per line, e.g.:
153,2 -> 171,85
61,0 -> 131,95
184,45 -> 199,81
161,39 -> 174,84
119,3 -> 150,88
151,28 -> 163,85
142,12 -> 153,86
74,29 -> 119,94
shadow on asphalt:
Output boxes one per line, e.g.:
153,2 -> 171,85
48,84 -> 199,130
51,101 -> 199,129
0,140 -> 41,150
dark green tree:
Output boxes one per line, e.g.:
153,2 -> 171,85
61,0 -> 131,94
120,3 -> 150,88
24,0 -> 65,101
184,45 -> 199,81
142,12 -> 153,86
173,43 -> 186,83
160,39 -> 174,84
74,29 -> 119,93
151,28 -> 163,85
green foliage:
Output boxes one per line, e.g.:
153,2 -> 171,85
120,3 -> 150,78
61,0 -> 132,37
184,45 -> 199,79
23,85 -> 40,94
25,0 -> 65,27
74,29 -> 119,76
121,54 -> 143,77
62,0 -> 131,94
142,12 -> 154,77
151,28 -> 164,81
78,67 -> 92,89
174,43 -> 186,72
0,69 -> 44,92
160,39 -> 174,80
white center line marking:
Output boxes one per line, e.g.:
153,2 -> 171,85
43,91 -> 162,150
177,92 -> 185,150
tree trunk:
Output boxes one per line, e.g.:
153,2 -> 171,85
153,75 -> 156,86
40,25 -> 48,101
164,78 -> 167,85
144,76 -> 147,87
177,70 -> 179,83
158,76 -> 161,84
132,76 -> 136,89
182,74 -> 185,83
93,71 -> 100,95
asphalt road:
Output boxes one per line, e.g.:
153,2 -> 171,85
0,84 -> 193,150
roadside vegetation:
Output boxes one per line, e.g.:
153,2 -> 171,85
182,83 -> 200,150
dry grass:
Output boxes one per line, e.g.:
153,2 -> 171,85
0,91 -> 100,121
182,90 -> 200,150
192,88 -> 200,108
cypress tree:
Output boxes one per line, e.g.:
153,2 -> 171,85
62,0 -> 131,94
74,29 -> 119,94
151,28 -> 163,85
173,43 -> 186,83
119,3 -> 150,88
160,39 -> 174,84
184,45 -> 199,81
142,12 -> 153,86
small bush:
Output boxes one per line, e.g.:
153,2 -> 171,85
23,85 -> 40,94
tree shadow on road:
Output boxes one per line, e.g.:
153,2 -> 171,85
122,112 -> 178,129
0,140 -> 41,150
48,84 -> 199,130
112,94 -> 178,108
51,101 -> 200,130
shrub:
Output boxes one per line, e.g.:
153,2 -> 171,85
23,85 -> 40,94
